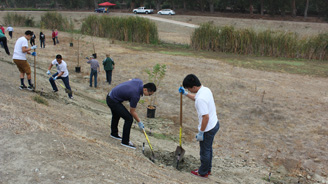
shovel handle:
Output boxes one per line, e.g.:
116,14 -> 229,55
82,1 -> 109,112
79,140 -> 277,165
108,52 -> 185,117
179,86 -> 183,147
180,87 -> 182,127
143,129 -> 153,151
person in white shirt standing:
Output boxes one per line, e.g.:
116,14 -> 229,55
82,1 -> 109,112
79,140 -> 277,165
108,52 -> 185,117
47,54 -> 73,99
6,26 -> 13,39
179,74 -> 220,178
12,30 -> 37,90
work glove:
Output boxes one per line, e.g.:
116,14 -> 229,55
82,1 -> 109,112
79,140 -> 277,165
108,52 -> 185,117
31,45 -> 37,50
47,70 -> 51,75
53,76 -> 58,81
196,131 -> 204,141
138,122 -> 144,130
31,52 -> 37,56
179,86 -> 188,96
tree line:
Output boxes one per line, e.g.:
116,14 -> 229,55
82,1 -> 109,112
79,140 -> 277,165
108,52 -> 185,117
2,0 -> 328,20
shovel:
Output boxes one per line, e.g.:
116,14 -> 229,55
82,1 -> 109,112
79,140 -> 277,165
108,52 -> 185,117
175,91 -> 185,169
56,80 -> 72,96
142,128 -> 155,162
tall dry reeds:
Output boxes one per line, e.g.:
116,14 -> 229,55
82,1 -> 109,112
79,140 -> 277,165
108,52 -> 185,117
191,23 -> 328,60
81,15 -> 159,44
40,12 -> 70,31
3,13 -> 35,27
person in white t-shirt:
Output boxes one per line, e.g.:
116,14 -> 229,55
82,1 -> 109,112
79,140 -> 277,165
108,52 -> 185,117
6,26 -> 13,39
179,74 -> 220,178
12,30 -> 37,90
47,54 -> 73,99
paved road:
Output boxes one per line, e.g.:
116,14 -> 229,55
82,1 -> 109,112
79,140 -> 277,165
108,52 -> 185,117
137,14 -> 200,28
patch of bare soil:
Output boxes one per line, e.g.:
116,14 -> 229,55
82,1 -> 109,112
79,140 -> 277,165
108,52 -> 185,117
0,12 -> 328,184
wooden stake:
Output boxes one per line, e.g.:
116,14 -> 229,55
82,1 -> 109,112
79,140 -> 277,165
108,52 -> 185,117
34,48 -> 36,90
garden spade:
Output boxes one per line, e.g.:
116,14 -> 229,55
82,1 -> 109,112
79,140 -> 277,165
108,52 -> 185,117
142,128 -> 155,162
175,91 -> 185,169
56,81 -> 72,96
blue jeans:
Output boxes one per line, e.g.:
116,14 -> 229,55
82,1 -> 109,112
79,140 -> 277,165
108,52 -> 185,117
90,69 -> 98,87
198,121 -> 220,175
49,73 -> 72,98
40,40 -> 45,48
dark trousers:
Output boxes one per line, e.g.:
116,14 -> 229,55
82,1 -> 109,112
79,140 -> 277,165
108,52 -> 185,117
90,69 -> 98,87
198,121 -> 220,175
30,39 -> 35,46
40,40 -> 45,48
9,31 -> 13,39
49,73 -> 72,98
105,70 -> 113,84
52,38 -> 56,45
0,37 -> 10,55
106,95 -> 133,145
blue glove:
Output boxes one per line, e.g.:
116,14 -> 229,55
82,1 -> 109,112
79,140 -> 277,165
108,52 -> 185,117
196,131 -> 204,141
138,122 -> 144,130
53,76 -> 58,80
31,52 -> 36,56
31,45 -> 37,50
47,70 -> 51,75
179,86 -> 188,95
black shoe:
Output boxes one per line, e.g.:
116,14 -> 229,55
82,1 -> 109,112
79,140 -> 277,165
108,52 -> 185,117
121,142 -> 136,149
19,85 -> 27,90
27,85 -> 34,91
110,134 -> 122,140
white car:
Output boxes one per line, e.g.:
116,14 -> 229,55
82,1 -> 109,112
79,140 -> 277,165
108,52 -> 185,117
157,9 -> 175,15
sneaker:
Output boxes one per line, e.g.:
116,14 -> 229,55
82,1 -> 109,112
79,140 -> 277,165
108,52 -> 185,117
27,85 -> 34,91
121,142 -> 136,149
193,169 -> 211,175
191,169 -> 209,178
69,96 -> 74,99
110,134 -> 122,140
19,85 -> 27,90
53,90 -> 58,92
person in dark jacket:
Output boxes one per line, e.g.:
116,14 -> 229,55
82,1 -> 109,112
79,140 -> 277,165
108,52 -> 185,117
30,33 -> 36,46
103,53 -> 115,85
40,32 -> 45,48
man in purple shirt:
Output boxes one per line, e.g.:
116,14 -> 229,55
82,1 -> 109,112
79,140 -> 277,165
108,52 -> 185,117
86,56 -> 100,88
106,78 -> 156,149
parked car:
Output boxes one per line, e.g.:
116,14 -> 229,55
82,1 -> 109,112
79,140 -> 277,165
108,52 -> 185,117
95,7 -> 107,13
133,7 -> 154,14
157,9 -> 175,15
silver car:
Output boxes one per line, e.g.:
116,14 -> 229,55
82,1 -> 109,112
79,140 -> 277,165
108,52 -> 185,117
157,9 -> 175,15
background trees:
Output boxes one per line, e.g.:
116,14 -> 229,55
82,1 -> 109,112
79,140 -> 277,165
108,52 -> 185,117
1,0 -> 327,20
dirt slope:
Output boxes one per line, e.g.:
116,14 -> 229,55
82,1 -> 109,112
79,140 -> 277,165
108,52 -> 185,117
0,12 -> 328,184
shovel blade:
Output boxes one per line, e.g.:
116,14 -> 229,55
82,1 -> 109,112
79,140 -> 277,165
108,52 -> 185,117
175,146 -> 185,161
65,88 -> 72,95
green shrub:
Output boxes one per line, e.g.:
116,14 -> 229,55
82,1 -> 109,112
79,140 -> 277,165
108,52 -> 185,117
81,15 -> 159,44
40,12 -> 69,31
3,13 -> 35,27
32,95 -> 49,106
191,23 -> 328,60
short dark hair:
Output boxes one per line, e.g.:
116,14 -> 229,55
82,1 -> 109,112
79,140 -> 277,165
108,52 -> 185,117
56,54 -> 62,59
25,30 -> 33,36
182,74 -> 201,88
144,83 -> 156,92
